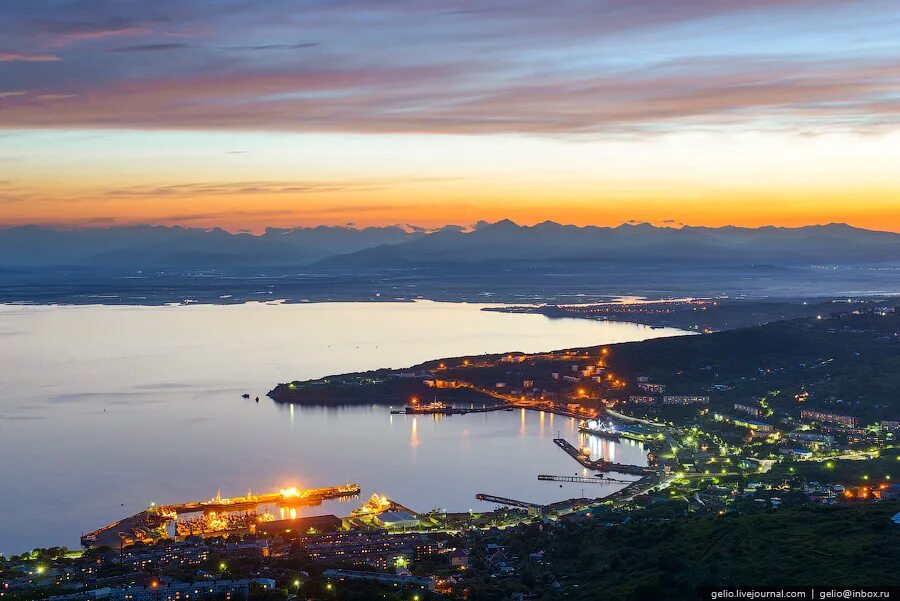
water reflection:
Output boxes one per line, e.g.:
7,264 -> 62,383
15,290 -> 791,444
580,432 -> 650,467
410,416 -> 420,449
0,301 -> 685,553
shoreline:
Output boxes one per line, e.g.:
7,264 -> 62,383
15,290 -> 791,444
5,296 -> 895,337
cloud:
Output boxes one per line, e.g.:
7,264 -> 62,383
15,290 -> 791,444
98,180 -> 394,199
0,0 -> 897,136
36,16 -> 157,46
0,52 -> 60,62
1,54 -> 898,135
151,209 -> 300,222
110,43 -> 190,53
36,94 -> 76,100
224,43 -> 319,51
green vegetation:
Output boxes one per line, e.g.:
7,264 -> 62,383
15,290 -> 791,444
586,309 -> 900,423
764,447 -> 899,486
540,502 -> 900,600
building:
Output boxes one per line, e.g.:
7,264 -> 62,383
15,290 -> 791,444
800,409 -> 858,428
714,413 -> 773,433
426,379 -> 462,389
637,382 -> 666,394
881,420 -> 900,432
373,511 -> 420,529
787,431 -> 835,446
48,589 -> 112,601
119,542 -> 212,570
305,532 -> 438,569
257,514 -> 343,538
874,484 -> 900,501
449,549 -> 469,568
734,403 -> 761,418
780,448 -> 814,459
109,578 -> 275,601
322,569 -> 435,592
662,395 -> 709,405
629,395 -> 658,405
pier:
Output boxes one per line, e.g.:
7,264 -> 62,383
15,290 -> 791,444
553,438 -> 654,475
538,474 -> 632,484
475,493 -> 546,511
158,484 -> 361,514
391,404 -> 509,416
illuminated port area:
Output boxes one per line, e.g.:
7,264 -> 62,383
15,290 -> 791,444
80,484 -> 361,548
5,308 -> 899,599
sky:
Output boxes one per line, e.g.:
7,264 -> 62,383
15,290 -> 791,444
1,0 -> 900,232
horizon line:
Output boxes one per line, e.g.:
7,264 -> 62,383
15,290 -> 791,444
2,219 -> 896,236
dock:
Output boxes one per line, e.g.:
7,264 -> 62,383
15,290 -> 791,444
82,483 -> 361,548
390,405 -> 509,416
538,474 -> 632,484
475,493 -> 546,511
159,484 -> 361,514
553,438 -> 654,475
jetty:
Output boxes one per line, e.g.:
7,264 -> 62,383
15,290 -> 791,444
537,474 -> 632,484
475,493 -> 546,512
391,401 -> 510,415
553,439 -> 654,475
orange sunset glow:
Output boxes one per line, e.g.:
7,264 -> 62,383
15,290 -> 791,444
2,1 -> 900,231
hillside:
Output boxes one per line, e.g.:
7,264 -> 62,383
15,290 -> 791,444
541,502 -> 900,599
271,307 -> 900,422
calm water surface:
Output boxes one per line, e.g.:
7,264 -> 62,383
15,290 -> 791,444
0,301 -> 685,553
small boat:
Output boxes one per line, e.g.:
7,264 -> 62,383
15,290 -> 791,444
242,393 -> 250,399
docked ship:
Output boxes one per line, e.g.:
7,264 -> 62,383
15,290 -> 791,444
198,489 -> 259,511
278,483 -> 361,505
351,493 -> 392,516
394,400 -> 479,415
405,400 -> 449,414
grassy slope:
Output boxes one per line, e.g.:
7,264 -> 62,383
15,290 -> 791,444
549,502 -> 900,600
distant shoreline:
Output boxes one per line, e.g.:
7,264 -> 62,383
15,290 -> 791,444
3,262 -> 900,307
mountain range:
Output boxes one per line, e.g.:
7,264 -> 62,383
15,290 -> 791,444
1,221 -> 899,270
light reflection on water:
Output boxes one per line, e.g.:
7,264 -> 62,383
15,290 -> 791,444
0,301 -> 683,553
